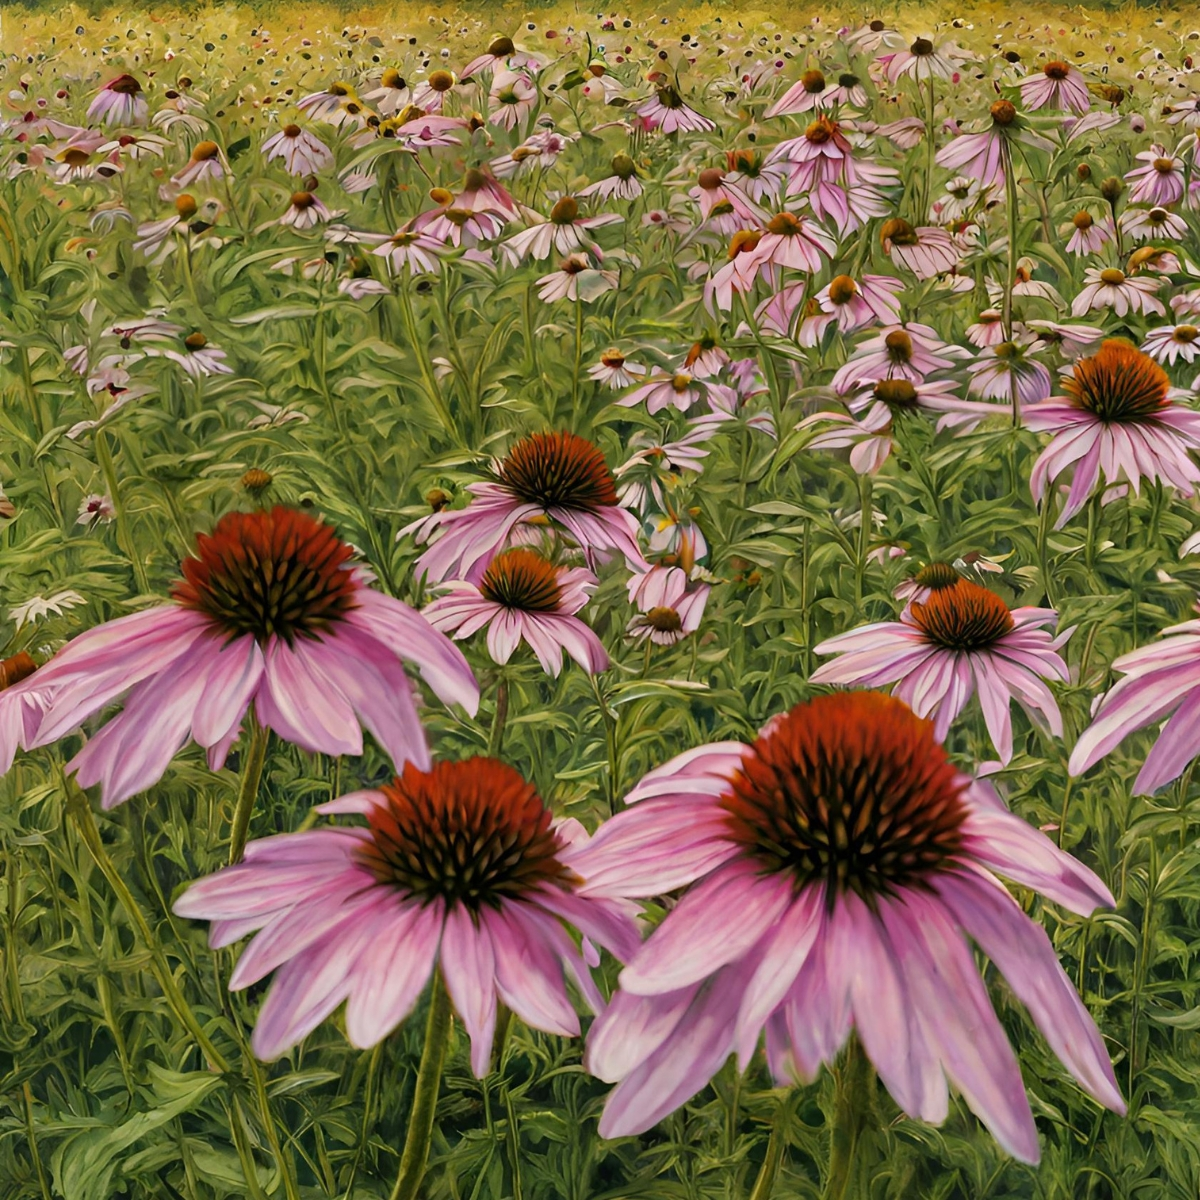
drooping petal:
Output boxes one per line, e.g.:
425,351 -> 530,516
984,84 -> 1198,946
440,905 -> 498,1077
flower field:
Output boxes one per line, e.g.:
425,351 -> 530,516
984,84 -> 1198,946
7,2 -> 1200,1197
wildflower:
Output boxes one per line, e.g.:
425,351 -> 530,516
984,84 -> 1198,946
1064,210 -> 1112,256
744,210 -> 837,276
879,218 -> 959,279
931,176 -> 988,223
261,123 -> 333,175
765,68 -> 833,117
412,69 -> 458,113
588,348 -> 646,389
832,323 -> 966,393
1125,145 -> 1186,207
462,35 -> 520,81
11,508 -> 477,807
967,339 -> 1053,406
626,566 -> 710,646
637,86 -> 716,134
279,190 -> 333,229
502,197 -> 621,263
575,691 -> 1123,1154
812,580 -> 1067,762
171,140 -> 225,187
1142,324 -> 1200,365
488,70 -> 537,131
614,428 -> 715,511
9,590 -> 86,630
411,432 -> 647,584
618,373 -> 735,416
76,494 -> 115,527
1119,205 -> 1187,242
87,75 -> 148,126
883,36 -> 967,82
424,550 -> 608,676
372,229 -> 443,276
579,153 -> 643,201
1017,61 -> 1090,113
144,331 -> 234,378
1026,340 -> 1200,526
362,68 -> 411,116
1070,267 -> 1164,318
535,253 -> 618,303
895,560 -> 965,605
174,759 -> 638,1062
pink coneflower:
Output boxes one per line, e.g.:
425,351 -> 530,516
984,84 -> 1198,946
1026,340 -> 1200,526
411,69 -> 459,113
931,176 -> 988,223
297,82 -> 359,121
489,70 -> 537,131
362,68 -> 411,115
967,340 -> 1053,406
261,123 -> 333,175
535,253 -> 618,303
895,560 -> 965,605
823,70 -> 869,109
461,35 -> 522,81
680,335 -> 730,380
626,566 -> 710,646
966,311 -> 1006,348
588,348 -> 646,389
173,758 -> 638,1063
879,218 -> 960,279
800,401 -> 896,474
424,549 -> 608,677
637,85 -> 716,134
690,166 -> 766,226
413,186 -> 506,249
143,331 -> 232,378
87,75 -> 148,126
1119,205 -> 1187,243
77,493 -> 115,527
412,432 -> 647,584
279,190 -> 333,229
0,654 -> 48,775
372,228 -> 443,276
765,67 -> 833,117
812,580 -> 1067,762
98,132 -> 170,161
1070,267 -> 1164,318
575,691 -> 1123,1153
703,230 -> 764,313
883,37 -> 967,82
744,210 -> 836,277
7,508 -> 477,807
1065,210 -> 1112,256
503,197 -> 621,263
1142,324 -> 1200,365
617,372 -> 734,417
1017,60 -> 1090,113
614,429 -> 714,512
1070,605 -> 1200,793
818,273 -> 903,332
579,153 -> 643,201
722,148 -> 787,204
171,140 -> 225,187
1126,145 -> 1186,207
831,324 -> 964,393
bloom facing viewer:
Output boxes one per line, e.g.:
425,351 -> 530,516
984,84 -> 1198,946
174,757 -> 640,1062
811,578 -> 1067,763
572,692 -> 1123,1157
8,507 -> 478,807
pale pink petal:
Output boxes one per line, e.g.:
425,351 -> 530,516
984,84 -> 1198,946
440,904 -> 498,1076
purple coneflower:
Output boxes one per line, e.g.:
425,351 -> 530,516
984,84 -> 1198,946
626,566 -> 710,646
87,75 -> 148,126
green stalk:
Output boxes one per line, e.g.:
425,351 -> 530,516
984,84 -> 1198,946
390,973 -> 454,1200
823,1039 -> 876,1200
22,1080 -> 52,1200
94,428 -> 150,594
65,780 -> 230,1072
1000,137 -> 1021,426
748,1097 -> 791,1200
397,279 -> 461,443
487,678 -> 509,759
228,715 -> 270,867
588,672 -> 620,815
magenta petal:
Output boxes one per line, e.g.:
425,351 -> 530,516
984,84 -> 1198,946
344,899 -> 443,1049
259,639 -> 362,756
586,983 -> 700,1083
882,890 -> 1040,1164
597,965 -> 743,1138
440,905 -> 497,1077
936,870 -> 1125,1115
486,903 -> 579,1038
618,860 -> 792,995
192,635 -> 264,748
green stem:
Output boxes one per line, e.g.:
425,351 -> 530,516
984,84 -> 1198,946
228,717 -> 270,867
823,1039 -> 876,1200
246,1052 -> 300,1200
22,1080 -> 52,1200
589,672 -> 620,815
748,1098 -> 791,1200
571,297 -> 584,425
65,780 -> 230,1072
396,281 -> 460,443
923,78 -> 936,221
1058,774 -> 1074,850
1000,137 -> 1021,426
94,428 -> 150,594
390,973 -> 454,1200
1128,837 -> 1158,1101
487,678 -> 509,758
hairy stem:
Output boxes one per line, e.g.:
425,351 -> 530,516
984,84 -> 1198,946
228,716 -> 270,866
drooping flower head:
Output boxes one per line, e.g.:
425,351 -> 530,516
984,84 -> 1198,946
812,579 -> 1067,762
88,75 -> 148,126
412,432 -> 647,584
1026,340 -> 1200,526
13,507 -> 478,807
574,692 -> 1124,1156
175,758 -> 640,1064
424,549 -> 609,676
